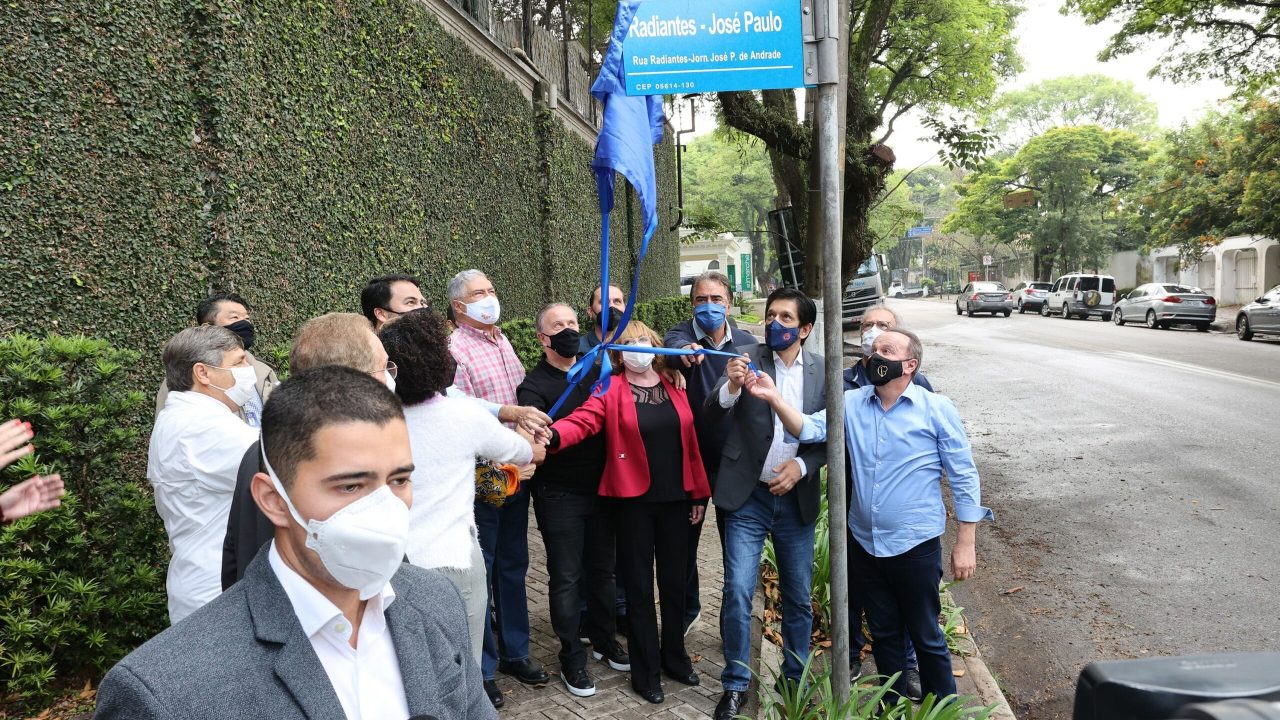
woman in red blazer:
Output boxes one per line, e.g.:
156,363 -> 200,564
548,320 -> 711,705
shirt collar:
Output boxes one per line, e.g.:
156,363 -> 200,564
268,541 -> 396,640
773,347 -> 806,369
693,320 -> 733,349
455,323 -> 502,344
166,390 -> 238,414
862,375 -> 924,407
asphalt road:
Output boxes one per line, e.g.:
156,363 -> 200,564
878,297 -> 1279,720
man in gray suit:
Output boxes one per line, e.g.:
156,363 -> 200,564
96,366 -> 495,720
702,288 -> 826,720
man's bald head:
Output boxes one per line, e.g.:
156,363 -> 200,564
872,328 -> 923,374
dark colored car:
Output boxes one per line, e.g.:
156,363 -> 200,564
1237,284 -> 1280,341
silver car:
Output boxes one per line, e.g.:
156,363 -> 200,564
1113,283 -> 1217,330
1237,284 -> 1280,341
1011,281 -> 1052,313
956,281 -> 1013,317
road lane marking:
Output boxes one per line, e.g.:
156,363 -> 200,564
1104,351 -> 1280,391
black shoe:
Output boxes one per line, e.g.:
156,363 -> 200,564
664,667 -> 700,686
561,667 -> 597,698
902,667 -> 923,702
578,616 -> 590,645
714,690 -> 749,720
851,656 -> 863,681
635,685 -> 664,704
591,639 -> 631,671
498,658 -> 550,686
484,679 -> 504,708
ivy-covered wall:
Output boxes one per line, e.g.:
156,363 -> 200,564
1,0 -> 680,373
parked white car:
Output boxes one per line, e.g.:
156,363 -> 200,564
1041,273 -> 1117,321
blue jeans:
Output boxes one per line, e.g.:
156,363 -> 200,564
476,486 -> 532,680
721,482 -> 816,691
850,536 -> 955,697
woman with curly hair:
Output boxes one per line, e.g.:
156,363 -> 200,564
545,320 -> 711,705
377,308 -> 540,664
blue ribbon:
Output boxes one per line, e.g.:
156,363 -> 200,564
548,343 -> 759,416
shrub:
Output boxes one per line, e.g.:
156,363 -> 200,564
0,333 -> 168,712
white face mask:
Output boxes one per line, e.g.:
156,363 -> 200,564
210,365 -> 258,408
463,296 -> 501,325
622,340 -> 654,372
860,326 -> 884,356
261,443 -> 410,600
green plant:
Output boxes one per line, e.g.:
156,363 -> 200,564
938,582 -> 974,657
0,333 -> 168,711
749,648 -> 998,720
500,318 -> 544,370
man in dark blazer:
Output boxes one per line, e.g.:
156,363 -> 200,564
96,367 -> 494,720
701,288 -> 826,720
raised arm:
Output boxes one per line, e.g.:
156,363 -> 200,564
548,391 -> 607,451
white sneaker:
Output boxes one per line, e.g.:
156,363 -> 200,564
683,609 -> 702,637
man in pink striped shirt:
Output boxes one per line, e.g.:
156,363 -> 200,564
448,269 -> 548,707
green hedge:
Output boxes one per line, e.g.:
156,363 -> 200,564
0,334 -> 167,710
1,0 -> 679,384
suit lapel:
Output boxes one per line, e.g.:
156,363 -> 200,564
801,348 -> 822,413
244,550 -> 346,720
386,593 -> 441,716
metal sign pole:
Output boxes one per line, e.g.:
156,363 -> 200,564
811,0 -> 851,703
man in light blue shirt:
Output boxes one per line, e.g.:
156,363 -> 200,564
743,327 -> 992,699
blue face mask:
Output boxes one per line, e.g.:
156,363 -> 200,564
766,320 -> 801,351
693,302 -> 727,333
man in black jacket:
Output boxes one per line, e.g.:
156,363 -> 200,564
517,303 -> 629,699
663,270 -> 757,633
221,313 -> 396,589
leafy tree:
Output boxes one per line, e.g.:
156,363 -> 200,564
1064,0 -> 1280,95
1133,99 -> 1280,266
945,126 -> 1149,279
682,132 -> 779,291
716,0 -> 1022,295
984,74 -> 1159,147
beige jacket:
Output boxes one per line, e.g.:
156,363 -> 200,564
154,351 -> 280,423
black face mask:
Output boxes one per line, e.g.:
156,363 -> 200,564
224,319 -> 256,352
545,328 -> 581,359
866,353 -> 906,386
595,307 -> 624,333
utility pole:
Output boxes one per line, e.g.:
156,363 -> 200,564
812,0 -> 851,703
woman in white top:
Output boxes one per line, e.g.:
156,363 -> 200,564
377,309 -> 539,662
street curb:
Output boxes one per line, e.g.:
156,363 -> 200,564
960,650 -> 1017,720
750,591 -> 1018,720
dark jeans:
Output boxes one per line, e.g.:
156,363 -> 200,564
850,536 -> 955,697
721,483 -> 815,691
613,499 -> 693,694
532,483 -> 616,672
848,527 -> 918,669
476,487 -> 532,680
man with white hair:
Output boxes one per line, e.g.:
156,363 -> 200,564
447,269 -> 549,706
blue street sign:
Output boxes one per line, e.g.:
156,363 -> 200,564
906,225 -> 933,237
622,0 -> 807,96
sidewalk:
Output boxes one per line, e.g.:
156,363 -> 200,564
499,505 -> 1016,719
500,507 -> 729,719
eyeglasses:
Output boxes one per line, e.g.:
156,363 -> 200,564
860,320 -> 893,332
372,361 -> 398,379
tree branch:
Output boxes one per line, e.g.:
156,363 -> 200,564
716,91 -> 813,160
